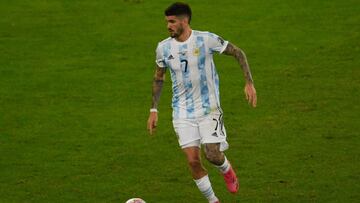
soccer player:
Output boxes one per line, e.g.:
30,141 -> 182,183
147,2 -> 257,203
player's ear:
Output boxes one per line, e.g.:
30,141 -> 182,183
185,16 -> 190,24
186,17 -> 190,24
178,15 -> 189,24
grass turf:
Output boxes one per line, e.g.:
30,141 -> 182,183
0,0 -> 359,202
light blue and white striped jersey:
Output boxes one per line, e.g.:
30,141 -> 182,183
155,30 -> 228,120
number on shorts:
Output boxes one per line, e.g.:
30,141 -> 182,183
212,114 -> 225,136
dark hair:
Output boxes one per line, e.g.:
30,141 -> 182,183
165,2 -> 192,24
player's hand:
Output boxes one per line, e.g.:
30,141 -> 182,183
244,82 -> 257,107
147,112 -> 158,135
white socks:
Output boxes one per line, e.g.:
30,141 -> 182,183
194,175 -> 219,203
216,156 -> 231,174
193,157 -> 232,202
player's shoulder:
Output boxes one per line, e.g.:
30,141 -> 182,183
192,30 -> 217,38
157,37 -> 172,47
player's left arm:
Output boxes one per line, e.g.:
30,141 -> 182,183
223,42 -> 257,107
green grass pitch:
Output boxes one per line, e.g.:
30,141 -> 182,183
0,0 -> 359,202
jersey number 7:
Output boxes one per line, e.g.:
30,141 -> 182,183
181,59 -> 188,72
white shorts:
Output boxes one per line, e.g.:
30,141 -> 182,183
173,111 -> 229,151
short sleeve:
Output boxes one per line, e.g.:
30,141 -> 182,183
155,43 -> 166,68
207,33 -> 229,54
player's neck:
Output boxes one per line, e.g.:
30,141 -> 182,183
176,28 -> 192,42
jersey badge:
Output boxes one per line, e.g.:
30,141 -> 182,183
193,48 -> 200,56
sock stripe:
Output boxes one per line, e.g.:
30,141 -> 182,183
194,175 -> 217,201
216,156 -> 231,174
203,187 -> 214,198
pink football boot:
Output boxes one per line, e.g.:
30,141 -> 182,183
223,165 -> 239,193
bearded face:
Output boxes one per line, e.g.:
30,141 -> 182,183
165,15 -> 187,38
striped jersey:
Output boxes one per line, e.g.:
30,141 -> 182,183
155,30 -> 228,119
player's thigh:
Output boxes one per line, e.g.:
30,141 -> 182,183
173,119 -> 201,148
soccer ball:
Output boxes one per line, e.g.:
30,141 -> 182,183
125,198 -> 146,203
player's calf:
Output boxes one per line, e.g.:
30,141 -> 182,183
204,144 -> 239,194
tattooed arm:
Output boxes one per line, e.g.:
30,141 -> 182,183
223,42 -> 253,83
223,42 -> 257,107
147,65 -> 166,134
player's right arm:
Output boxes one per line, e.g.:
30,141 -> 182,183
147,65 -> 166,135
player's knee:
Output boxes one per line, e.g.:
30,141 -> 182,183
188,158 -> 201,169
